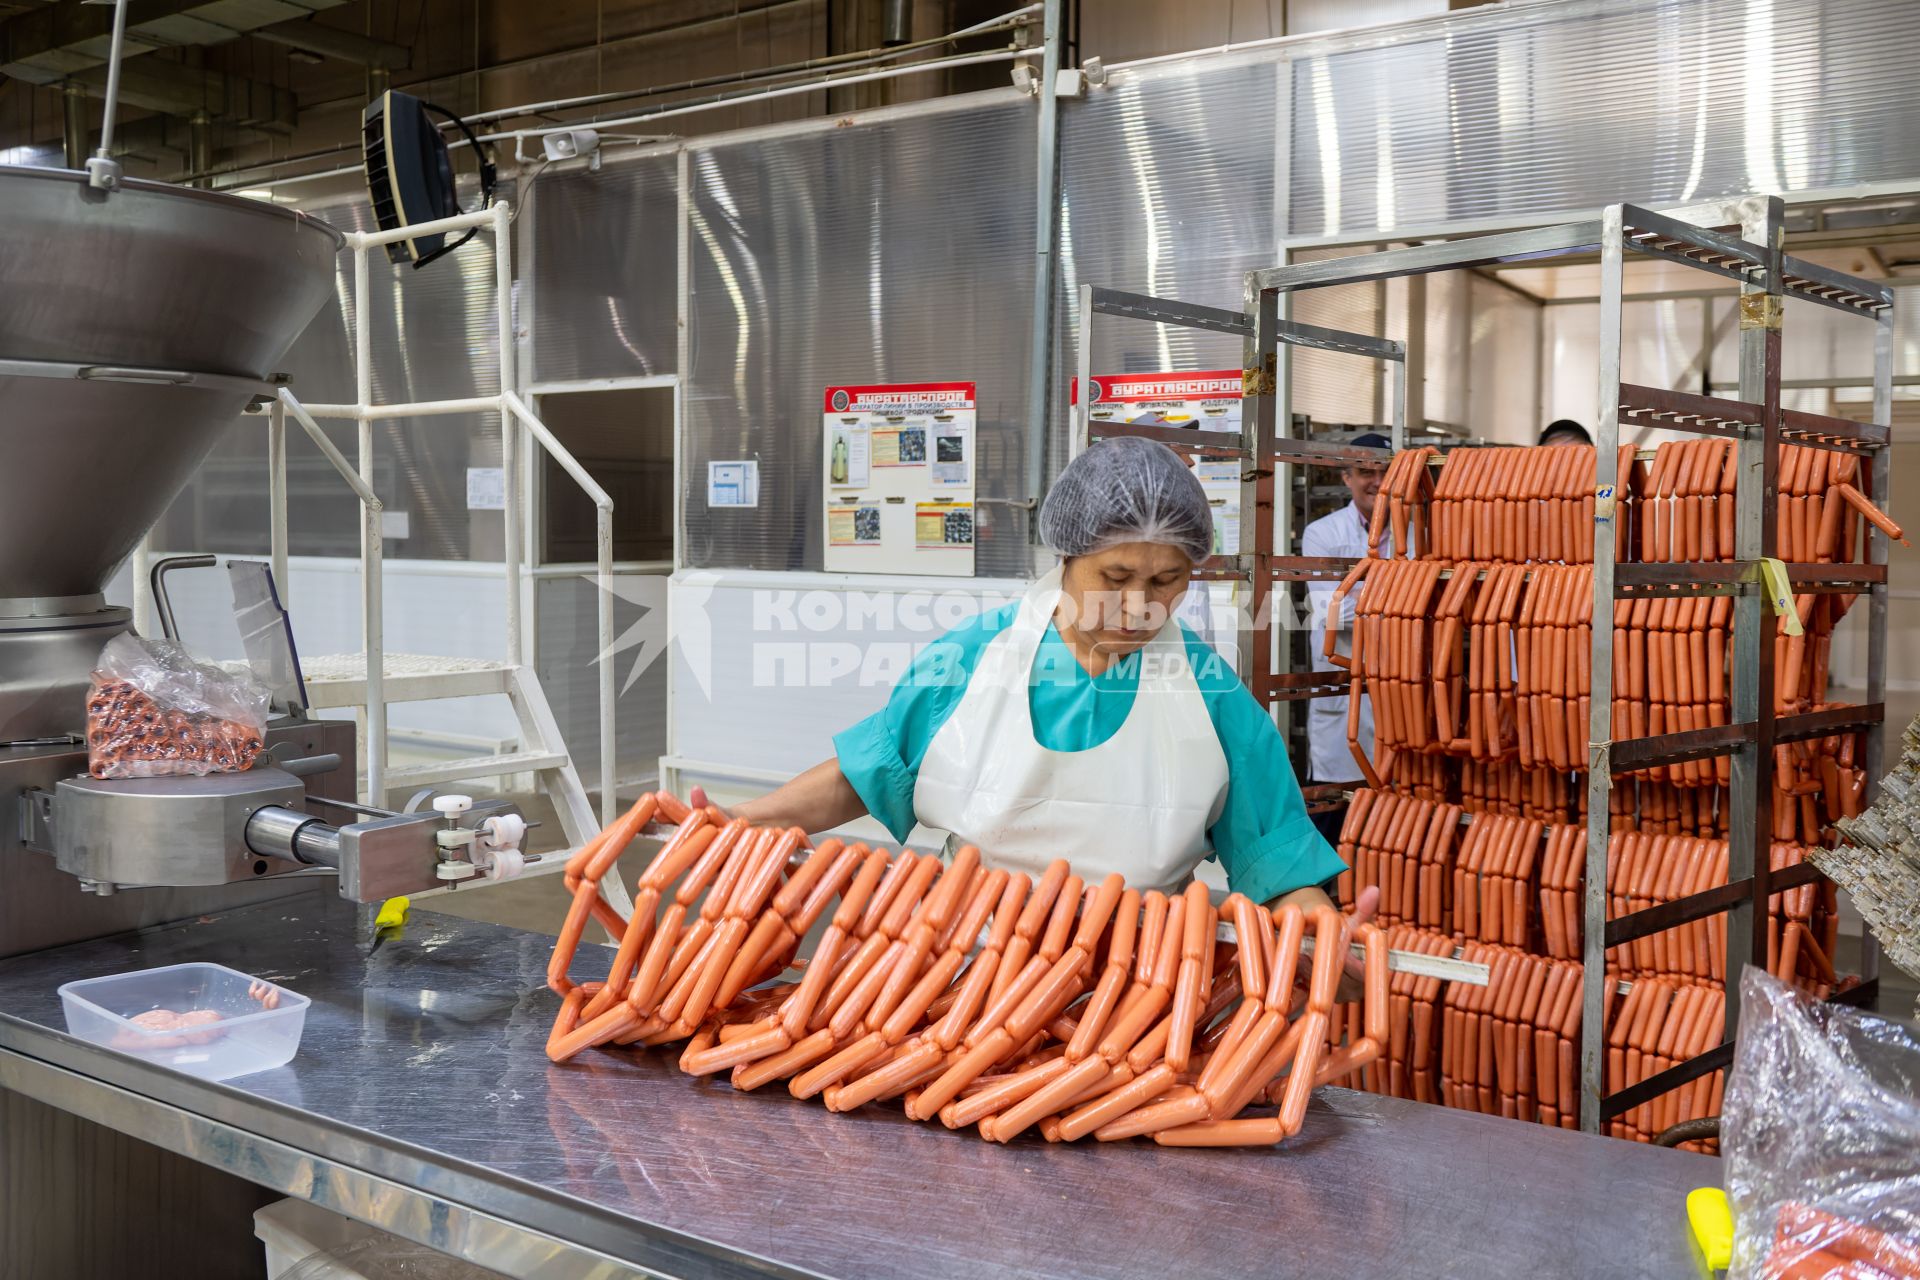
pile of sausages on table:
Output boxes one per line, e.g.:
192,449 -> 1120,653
1322,441 -> 1902,1149
546,792 -> 1389,1148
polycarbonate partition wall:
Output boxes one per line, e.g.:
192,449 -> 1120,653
155,194 -> 508,563
530,155 -> 681,384
1050,54 -> 1277,480
675,96 -> 1039,577
1286,0 -> 1920,239
163,0 -> 1920,571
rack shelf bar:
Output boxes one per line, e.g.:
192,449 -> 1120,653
1775,704 -> 1886,744
1601,1043 -> 1736,1120
1252,221 -> 1607,292
1779,254 -> 1895,317
1607,722 -> 1756,773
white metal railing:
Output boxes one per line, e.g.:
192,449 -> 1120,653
268,201 -> 617,823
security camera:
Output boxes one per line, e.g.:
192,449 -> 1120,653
542,129 -> 601,170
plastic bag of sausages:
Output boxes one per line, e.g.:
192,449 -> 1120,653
1722,967 -> 1920,1279
85,633 -> 269,779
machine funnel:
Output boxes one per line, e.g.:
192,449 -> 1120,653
0,166 -> 343,605
0,167 -> 343,737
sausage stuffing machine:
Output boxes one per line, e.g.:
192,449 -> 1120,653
0,164 -> 522,962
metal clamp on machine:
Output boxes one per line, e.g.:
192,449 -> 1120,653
22,771 -> 527,903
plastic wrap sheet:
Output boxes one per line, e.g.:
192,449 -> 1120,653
1724,967 -> 1920,1279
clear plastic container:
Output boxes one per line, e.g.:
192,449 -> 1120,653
59,961 -> 308,1081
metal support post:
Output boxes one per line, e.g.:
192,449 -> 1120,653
1270,248 -> 1294,736
1726,197 -> 1785,1041
1580,205 -> 1626,1134
495,202 -> 522,671
1243,282 -> 1280,702
62,83 -> 88,170
1073,283 -> 1094,459
269,396 -> 289,607
188,113 -> 211,189
355,244 -> 385,808
1857,265 -> 1896,987
1022,0 -> 1063,531
1403,274 -> 1426,445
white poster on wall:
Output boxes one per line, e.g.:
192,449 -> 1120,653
708,460 -> 761,508
822,382 -> 976,576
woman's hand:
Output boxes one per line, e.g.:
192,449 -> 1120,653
684,760 -> 868,835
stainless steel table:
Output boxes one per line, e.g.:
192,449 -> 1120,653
0,894 -> 1720,1279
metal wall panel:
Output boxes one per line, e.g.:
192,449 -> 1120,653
680,94 -> 1038,575
1286,0 -> 1920,238
1052,56 -> 1278,478
530,156 -> 681,384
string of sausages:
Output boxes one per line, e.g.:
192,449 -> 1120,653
544,792 -> 1390,1149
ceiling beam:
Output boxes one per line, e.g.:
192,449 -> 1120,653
72,57 -> 297,132
251,18 -> 407,70
0,0 -> 343,85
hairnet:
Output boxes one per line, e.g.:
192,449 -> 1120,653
1038,436 -> 1214,562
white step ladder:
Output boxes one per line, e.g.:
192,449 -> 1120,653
300,653 -> 590,825
236,202 -> 625,913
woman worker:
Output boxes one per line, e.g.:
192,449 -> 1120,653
705,437 -> 1377,932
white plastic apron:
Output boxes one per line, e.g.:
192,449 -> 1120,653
912,566 -> 1229,894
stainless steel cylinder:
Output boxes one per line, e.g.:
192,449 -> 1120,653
245,805 -> 341,868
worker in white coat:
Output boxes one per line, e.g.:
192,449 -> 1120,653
1300,433 -> 1391,844
709,437 -> 1379,930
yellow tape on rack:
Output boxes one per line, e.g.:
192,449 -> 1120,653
1758,557 -> 1804,637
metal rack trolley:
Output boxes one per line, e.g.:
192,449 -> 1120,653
1243,194 -> 1893,1134
1068,285 -> 1407,801
1078,194 -> 1892,1136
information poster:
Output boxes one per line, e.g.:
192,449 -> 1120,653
823,382 -> 976,576
1191,460 -> 1242,555
827,423 -> 871,488
1075,371 -> 1244,555
707,460 -> 760,508
1074,371 -> 1243,434
931,419 -> 971,486
828,502 -> 883,546
1077,372 -> 1245,643
915,501 -> 975,548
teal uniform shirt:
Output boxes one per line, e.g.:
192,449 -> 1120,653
831,602 -> 1345,903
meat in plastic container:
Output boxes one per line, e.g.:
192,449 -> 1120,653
58,962 -> 308,1081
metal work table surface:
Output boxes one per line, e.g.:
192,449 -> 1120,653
0,893 -> 1719,1279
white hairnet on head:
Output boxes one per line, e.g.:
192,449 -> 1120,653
1038,436 -> 1213,562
